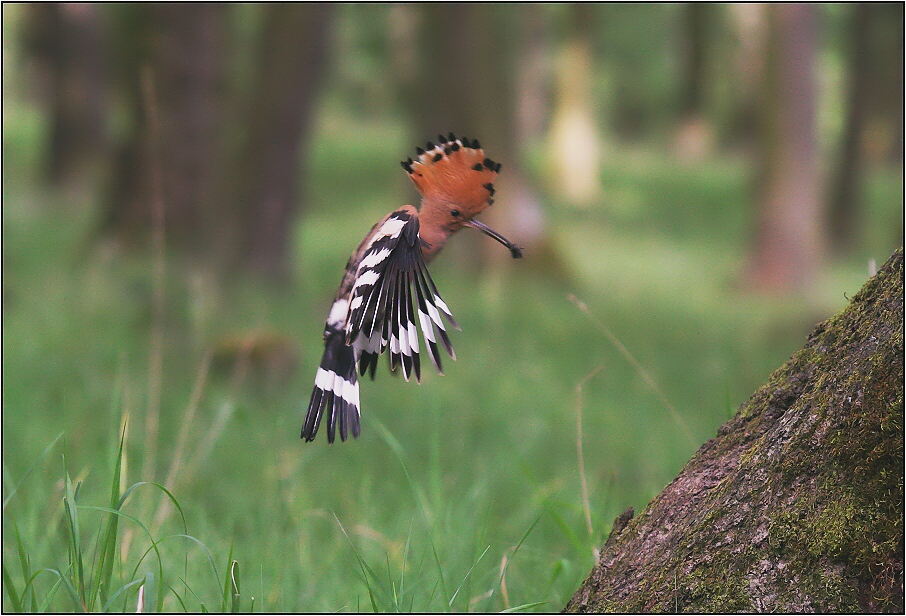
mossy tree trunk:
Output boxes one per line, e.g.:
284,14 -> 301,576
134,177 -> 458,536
565,248 -> 904,613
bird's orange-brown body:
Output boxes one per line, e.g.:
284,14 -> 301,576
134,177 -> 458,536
301,133 -> 521,443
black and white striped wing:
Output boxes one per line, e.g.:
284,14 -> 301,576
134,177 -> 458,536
345,210 -> 459,382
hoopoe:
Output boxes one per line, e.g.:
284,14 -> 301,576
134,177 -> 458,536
301,133 -> 522,443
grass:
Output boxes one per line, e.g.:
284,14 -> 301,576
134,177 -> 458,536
3,116 -> 901,611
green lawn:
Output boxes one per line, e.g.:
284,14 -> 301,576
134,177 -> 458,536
2,122 -> 899,611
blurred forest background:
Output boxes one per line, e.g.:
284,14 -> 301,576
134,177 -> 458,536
2,3 -> 903,612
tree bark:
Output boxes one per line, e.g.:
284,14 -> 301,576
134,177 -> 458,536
565,248 -> 904,613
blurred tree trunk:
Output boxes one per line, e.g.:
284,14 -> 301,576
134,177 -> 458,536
100,4 -> 331,280
674,3 -> 714,161
225,3 -> 332,281
566,248 -> 904,613
726,4 -> 767,148
744,3 -> 822,293
680,3 -> 707,119
486,5 -> 548,264
549,4 -> 603,207
827,4 -> 871,255
103,4 -> 228,254
22,3 -> 109,188
404,3 -> 478,139
150,3 -> 228,253
867,3 -> 905,166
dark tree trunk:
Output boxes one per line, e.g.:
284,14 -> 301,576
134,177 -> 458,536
103,4 -> 228,253
403,3 -> 485,141
150,3 -> 228,253
828,4 -> 871,255
100,4 -> 331,280
673,3 -> 715,161
565,248 -> 904,613
228,3 -> 332,281
22,2 -> 109,188
745,3 -> 822,293
680,2 -> 707,118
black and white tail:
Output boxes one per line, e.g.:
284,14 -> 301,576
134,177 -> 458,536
301,327 -> 360,444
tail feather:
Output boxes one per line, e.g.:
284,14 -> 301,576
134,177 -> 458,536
302,330 -> 360,443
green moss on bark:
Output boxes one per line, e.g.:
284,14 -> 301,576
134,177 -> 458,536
565,249 -> 904,613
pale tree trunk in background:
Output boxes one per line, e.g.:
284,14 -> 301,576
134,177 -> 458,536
548,4 -> 603,208
727,4 -> 767,148
227,3 -> 332,281
745,3 -> 822,294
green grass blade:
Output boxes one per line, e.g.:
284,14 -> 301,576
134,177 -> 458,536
2,561 -> 23,612
501,601 -> 549,612
2,431 -> 64,511
170,533 -> 221,588
373,420 -> 452,608
100,576 -> 144,613
38,568 -> 85,613
119,481 -> 189,536
62,459 -> 86,607
96,422 -> 128,607
11,520 -> 36,611
481,508 -> 545,612
373,419 -> 432,522
332,512 -> 380,613
221,543 -> 234,612
448,544 -> 490,609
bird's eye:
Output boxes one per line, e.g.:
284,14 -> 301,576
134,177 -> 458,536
450,209 -> 460,218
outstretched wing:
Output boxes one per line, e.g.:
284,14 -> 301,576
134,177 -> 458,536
345,208 -> 459,382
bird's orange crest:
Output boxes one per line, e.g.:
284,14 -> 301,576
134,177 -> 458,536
401,133 -> 501,217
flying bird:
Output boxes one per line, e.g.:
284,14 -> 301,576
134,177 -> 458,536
301,133 -> 522,443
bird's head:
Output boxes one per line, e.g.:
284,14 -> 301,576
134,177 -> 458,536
401,133 -> 522,260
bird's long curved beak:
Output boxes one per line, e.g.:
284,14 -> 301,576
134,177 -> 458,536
464,219 -> 523,259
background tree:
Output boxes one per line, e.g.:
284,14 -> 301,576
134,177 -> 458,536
21,3 -> 109,188
829,3 -> 905,255
745,3 -> 822,293
225,3 -> 332,280
102,4 -> 228,253
549,4 -> 603,207
11,4 -> 901,285
98,4 -> 331,281
396,3 -> 544,267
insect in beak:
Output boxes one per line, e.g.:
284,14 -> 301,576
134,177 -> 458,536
463,219 -> 523,259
